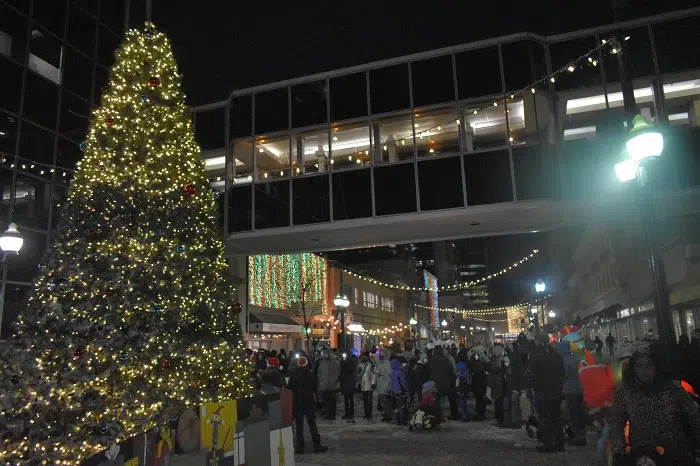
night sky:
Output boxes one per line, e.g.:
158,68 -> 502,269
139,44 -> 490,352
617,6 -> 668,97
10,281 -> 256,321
142,0 -> 699,106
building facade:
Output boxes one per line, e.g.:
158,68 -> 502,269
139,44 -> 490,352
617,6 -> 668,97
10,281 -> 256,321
0,0 -> 133,338
242,252 -> 409,353
565,213 -> 700,343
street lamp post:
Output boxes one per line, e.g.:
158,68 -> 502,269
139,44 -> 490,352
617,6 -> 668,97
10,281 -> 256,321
535,279 -> 545,330
409,316 -> 417,340
333,293 -> 350,353
0,223 -> 24,333
614,115 -> 675,364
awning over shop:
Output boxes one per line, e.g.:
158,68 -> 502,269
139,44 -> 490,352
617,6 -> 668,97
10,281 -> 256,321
579,303 -> 623,326
249,313 -> 303,334
671,261 -> 700,307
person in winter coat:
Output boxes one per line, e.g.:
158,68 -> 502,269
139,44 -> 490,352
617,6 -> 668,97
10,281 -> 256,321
525,332 -> 566,453
503,341 -> 525,429
620,337 -> 636,359
468,348 -> 488,421
357,355 -> 376,419
456,348 -> 471,422
414,351 -> 431,387
259,357 -> 284,390
407,350 -> 421,403
606,333 -> 616,356
316,349 -> 341,421
339,354 -> 358,422
594,336 -> 604,358
391,357 -> 409,425
489,344 -> 508,425
289,357 -> 328,454
255,351 -> 268,372
429,345 -> 458,422
278,349 -> 289,374
555,340 -> 587,446
375,348 -> 393,422
610,350 -> 700,465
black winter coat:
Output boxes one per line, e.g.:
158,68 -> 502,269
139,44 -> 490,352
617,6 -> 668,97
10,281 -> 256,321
340,358 -> 357,395
525,345 -> 564,400
289,366 -> 317,409
429,354 -> 455,394
468,358 -> 488,390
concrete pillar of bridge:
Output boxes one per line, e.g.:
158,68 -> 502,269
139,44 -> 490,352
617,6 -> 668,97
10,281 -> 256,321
316,147 -> 327,172
372,123 -> 382,163
387,135 -> 398,162
296,137 -> 305,175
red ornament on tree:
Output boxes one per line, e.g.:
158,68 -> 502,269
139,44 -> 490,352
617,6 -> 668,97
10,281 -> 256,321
74,349 -> 82,360
106,117 -> 115,127
149,77 -> 161,88
232,303 -> 243,315
104,289 -> 113,297
183,184 -> 197,196
162,360 -> 171,369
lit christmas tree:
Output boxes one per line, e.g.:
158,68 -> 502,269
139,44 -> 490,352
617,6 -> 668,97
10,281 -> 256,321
0,23 -> 251,465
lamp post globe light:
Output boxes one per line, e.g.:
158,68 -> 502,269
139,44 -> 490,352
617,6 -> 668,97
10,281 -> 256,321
549,310 -> 556,319
441,319 -> 448,327
535,279 -> 545,293
334,293 -> 350,352
615,115 -> 664,183
409,317 -> 417,326
0,223 -> 24,256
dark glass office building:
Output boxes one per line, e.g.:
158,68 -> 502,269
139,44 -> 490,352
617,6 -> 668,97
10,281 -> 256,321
191,8 -> 700,237
0,0 -> 132,337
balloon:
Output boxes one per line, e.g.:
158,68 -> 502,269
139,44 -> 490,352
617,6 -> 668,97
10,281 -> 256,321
564,331 -> 586,351
579,364 -> 614,410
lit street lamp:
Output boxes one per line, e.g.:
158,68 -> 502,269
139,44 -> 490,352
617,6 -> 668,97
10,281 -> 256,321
0,223 -> 24,260
0,222 -> 23,336
535,279 -> 545,293
614,114 -> 675,364
334,293 -> 350,352
441,319 -> 448,327
548,310 -> 556,319
409,317 -> 417,326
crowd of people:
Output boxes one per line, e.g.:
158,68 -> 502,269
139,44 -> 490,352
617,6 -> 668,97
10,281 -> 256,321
246,329 -> 700,464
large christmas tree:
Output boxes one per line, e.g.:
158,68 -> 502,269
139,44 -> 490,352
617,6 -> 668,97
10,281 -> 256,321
0,23 -> 251,465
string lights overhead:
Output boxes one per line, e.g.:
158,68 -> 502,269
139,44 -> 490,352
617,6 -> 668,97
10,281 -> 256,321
343,249 -> 539,291
415,294 -> 551,316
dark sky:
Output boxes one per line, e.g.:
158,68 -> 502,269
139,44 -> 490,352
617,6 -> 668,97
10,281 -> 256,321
145,0 -> 698,106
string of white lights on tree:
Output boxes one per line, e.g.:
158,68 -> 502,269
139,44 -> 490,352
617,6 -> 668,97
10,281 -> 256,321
343,249 -> 539,291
